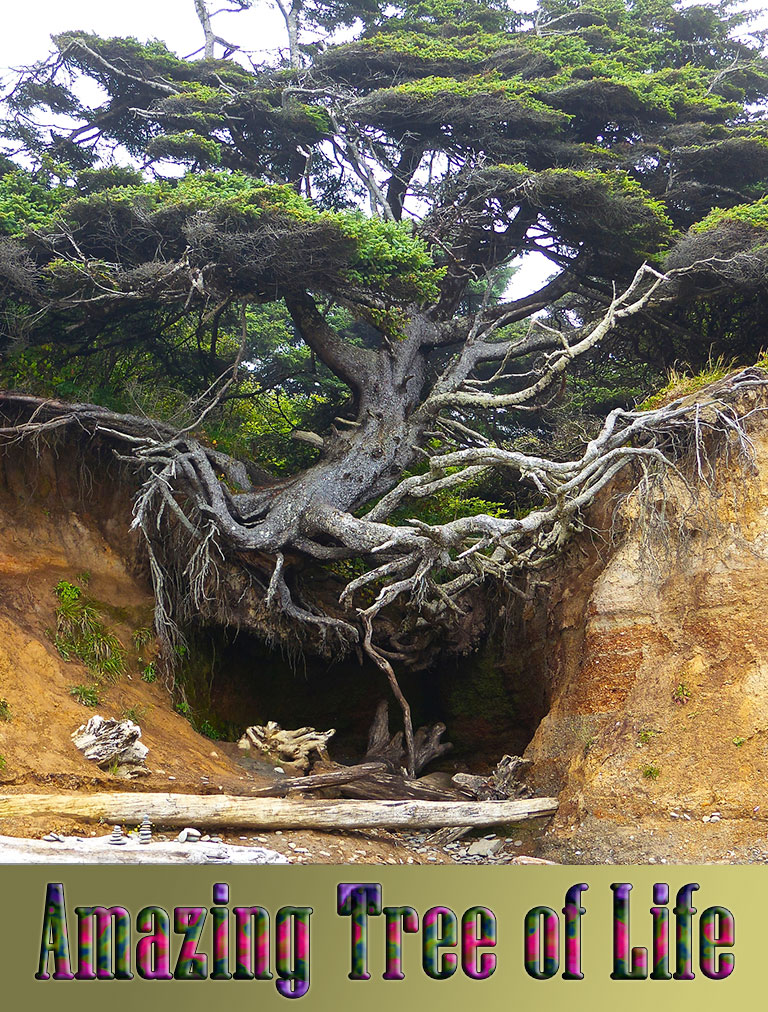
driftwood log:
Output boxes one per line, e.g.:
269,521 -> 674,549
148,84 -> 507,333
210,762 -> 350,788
0,793 -> 558,830
251,762 -> 387,797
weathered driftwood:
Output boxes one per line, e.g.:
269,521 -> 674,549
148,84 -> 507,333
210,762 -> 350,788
238,721 -> 335,770
452,755 -> 533,801
365,700 -> 452,775
427,756 -> 533,844
0,793 -> 558,829
71,715 -> 149,778
339,771 -> 462,802
252,762 -> 387,797
0,834 -> 288,864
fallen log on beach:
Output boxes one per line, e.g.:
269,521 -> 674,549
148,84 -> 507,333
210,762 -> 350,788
0,793 -> 558,830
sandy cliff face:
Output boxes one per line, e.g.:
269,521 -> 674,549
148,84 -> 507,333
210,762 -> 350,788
526,422 -> 768,863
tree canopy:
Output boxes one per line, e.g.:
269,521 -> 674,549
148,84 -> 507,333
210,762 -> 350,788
1,0 -> 768,753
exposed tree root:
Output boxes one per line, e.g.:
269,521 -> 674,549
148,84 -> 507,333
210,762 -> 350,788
0,266 -> 765,747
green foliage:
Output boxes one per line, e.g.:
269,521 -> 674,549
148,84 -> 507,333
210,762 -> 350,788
733,736 -> 746,747
141,663 -> 157,683
386,467 -> 509,528
0,755 -> 6,771
0,698 -> 10,722
27,171 -> 443,304
69,684 -> 100,707
146,131 -> 223,167
693,196 -> 768,235
198,719 -> 223,740
641,763 -> 661,780
639,356 -> 732,411
53,580 -> 125,682
0,164 -> 72,235
673,681 -> 692,705
638,728 -> 660,745
122,705 -> 148,724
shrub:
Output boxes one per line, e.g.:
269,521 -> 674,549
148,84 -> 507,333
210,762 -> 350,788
122,705 -> 148,724
141,662 -> 157,683
198,719 -> 222,740
133,627 -> 153,650
54,580 -> 125,682
69,684 -> 99,707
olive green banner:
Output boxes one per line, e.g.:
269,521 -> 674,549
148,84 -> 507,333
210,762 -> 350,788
0,864 -> 756,1010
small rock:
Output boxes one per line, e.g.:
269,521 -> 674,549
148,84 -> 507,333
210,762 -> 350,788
274,767 -> 284,774
702,816 -> 710,823
43,833 -> 64,843
210,751 -> 219,757
513,840 -> 523,847
710,815 -> 721,823
201,835 -> 211,842
177,827 -> 202,843
168,776 -> 176,781
467,838 -> 504,858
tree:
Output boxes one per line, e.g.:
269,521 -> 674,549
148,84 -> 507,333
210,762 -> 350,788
1,0 -> 768,769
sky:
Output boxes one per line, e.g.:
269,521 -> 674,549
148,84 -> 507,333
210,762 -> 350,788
0,1 -> 287,72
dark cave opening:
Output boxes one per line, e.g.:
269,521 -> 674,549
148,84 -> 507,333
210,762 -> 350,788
182,626 -> 551,773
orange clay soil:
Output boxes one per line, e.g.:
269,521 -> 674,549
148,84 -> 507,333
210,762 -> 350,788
0,459 -> 453,864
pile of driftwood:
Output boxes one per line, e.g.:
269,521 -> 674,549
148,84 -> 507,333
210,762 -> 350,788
235,702 -> 542,810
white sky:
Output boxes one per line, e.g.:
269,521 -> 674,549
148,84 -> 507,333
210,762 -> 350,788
1,1 -> 286,72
